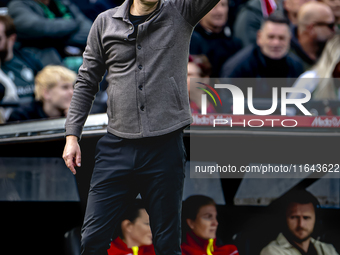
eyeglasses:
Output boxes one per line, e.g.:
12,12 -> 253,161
314,22 -> 335,30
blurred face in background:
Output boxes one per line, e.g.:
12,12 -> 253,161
286,202 -> 315,243
123,209 -> 153,247
0,23 -> 8,63
44,80 -> 74,114
312,8 -> 335,44
257,21 -> 291,59
285,0 -> 313,13
322,0 -> 340,22
186,204 -> 219,240
284,0 -> 315,24
200,0 -> 228,33
187,62 -> 202,93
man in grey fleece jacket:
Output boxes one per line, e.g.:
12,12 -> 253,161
62,0 -> 219,254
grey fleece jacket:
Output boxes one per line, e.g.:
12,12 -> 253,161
65,0 -> 219,139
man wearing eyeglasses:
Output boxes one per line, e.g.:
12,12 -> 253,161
290,1 -> 335,71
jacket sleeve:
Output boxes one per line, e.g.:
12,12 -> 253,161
65,14 -> 107,139
8,1 -> 80,40
171,0 -> 220,27
260,244 -> 287,255
321,242 -> 339,255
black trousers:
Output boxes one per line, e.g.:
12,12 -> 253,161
81,129 -> 186,255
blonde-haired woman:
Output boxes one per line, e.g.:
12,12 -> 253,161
288,35 -> 340,115
8,65 -> 76,122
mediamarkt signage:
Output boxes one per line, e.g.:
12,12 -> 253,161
199,84 -> 312,128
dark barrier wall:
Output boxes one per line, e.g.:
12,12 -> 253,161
1,114 -> 339,255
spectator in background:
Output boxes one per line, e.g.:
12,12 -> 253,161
0,79 -> 5,123
8,65 -> 75,122
0,82 -> 3,100
260,190 -> 338,255
320,0 -> 340,31
283,0 -> 314,26
221,13 -> 303,97
107,199 -> 155,255
187,55 -> 217,114
290,1 -> 335,70
288,35 -> 340,115
71,0 -> 124,21
189,0 -> 242,77
0,15 -> 19,122
0,15 -> 44,104
7,0 -> 92,59
181,195 -> 239,255
233,0 -> 279,47
0,68 -> 18,122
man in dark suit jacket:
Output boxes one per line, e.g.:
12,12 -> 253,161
221,13 -> 304,98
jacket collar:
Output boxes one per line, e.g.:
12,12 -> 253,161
277,233 -> 294,248
185,231 -> 215,250
255,45 -> 267,68
277,233 -> 316,249
112,0 -> 164,21
112,236 -> 132,251
255,45 -> 288,68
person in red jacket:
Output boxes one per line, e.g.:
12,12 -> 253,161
181,195 -> 239,255
187,55 -> 217,114
107,199 -> 155,255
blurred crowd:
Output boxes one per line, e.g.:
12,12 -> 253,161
0,0 -> 339,123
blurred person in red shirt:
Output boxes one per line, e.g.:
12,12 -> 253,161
107,199 -> 155,255
181,195 -> 239,255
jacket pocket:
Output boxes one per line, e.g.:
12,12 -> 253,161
148,20 -> 175,50
169,76 -> 184,111
106,84 -> 116,119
